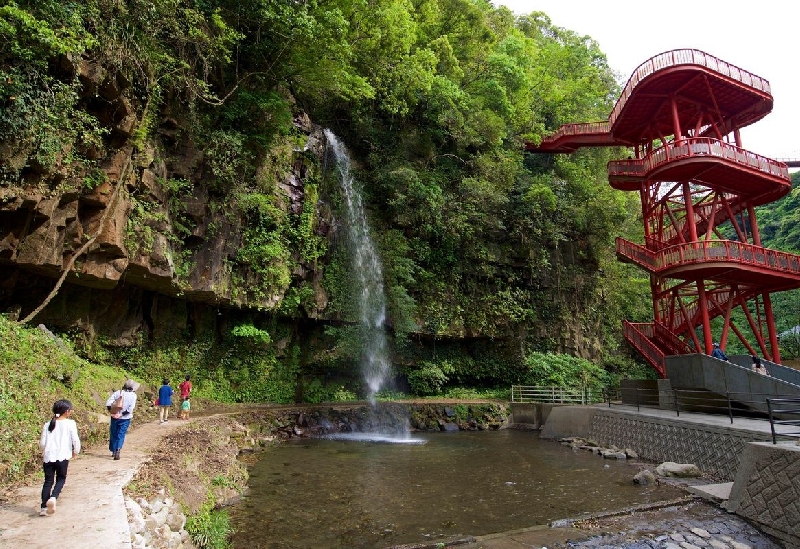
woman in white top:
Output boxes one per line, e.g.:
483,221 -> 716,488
39,399 -> 81,516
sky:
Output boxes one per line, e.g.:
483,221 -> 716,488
494,1 -> 800,160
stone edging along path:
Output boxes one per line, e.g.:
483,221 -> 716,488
0,417 -> 187,549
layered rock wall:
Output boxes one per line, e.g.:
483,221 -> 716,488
0,56 -> 328,339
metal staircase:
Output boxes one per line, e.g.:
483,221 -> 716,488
528,49 -> 800,374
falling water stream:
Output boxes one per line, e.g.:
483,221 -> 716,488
324,130 -> 392,404
225,133 -> 686,548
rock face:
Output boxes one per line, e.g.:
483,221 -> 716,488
0,56 -> 330,339
0,55 -> 606,364
0,133 -> 323,304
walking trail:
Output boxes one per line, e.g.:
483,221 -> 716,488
0,418 -> 185,549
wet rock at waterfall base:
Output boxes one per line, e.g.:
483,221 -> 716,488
633,469 -> 656,485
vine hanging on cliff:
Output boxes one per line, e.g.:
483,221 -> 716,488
18,154 -> 132,325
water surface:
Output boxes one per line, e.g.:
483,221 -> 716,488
229,430 -> 683,548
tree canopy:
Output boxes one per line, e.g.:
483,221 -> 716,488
0,0 -> 649,392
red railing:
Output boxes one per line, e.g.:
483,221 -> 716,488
623,321 -> 666,377
660,291 -> 737,336
646,197 -> 743,245
609,49 -> 771,128
616,238 -> 800,276
538,50 -> 773,155
654,322 -> 695,354
607,137 -> 789,181
538,121 -> 611,146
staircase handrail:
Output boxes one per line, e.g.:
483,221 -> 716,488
653,322 -> 694,354
622,321 -> 666,377
537,121 -> 611,147
615,238 -> 800,276
642,192 -> 742,245
607,137 -> 789,182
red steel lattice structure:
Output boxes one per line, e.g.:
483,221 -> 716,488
528,49 -> 800,377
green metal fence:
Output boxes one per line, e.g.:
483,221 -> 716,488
510,385 -> 599,404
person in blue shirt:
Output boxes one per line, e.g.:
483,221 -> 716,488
158,379 -> 174,423
711,342 -> 729,361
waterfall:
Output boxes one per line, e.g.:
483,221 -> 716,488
324,130 -> 392,404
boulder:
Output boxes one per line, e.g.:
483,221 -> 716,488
624,448 -> 639,459
655,461 -> 702,478
633,469 -> 656,485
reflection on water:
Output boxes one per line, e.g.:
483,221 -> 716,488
320,432 -> 427,445
229,430 -> 683,549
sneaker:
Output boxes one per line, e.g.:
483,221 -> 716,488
39,507 -> 48,516
46,497 -> 56,515
113,451 -> 120,460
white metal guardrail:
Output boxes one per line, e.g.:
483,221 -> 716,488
510,385 -> 599,404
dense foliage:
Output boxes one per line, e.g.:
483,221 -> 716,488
752,172 -> 800,358
0,0 -> 651,397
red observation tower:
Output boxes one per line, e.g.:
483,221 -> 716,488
528,49 -> 800,377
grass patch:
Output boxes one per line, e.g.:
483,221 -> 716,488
0,315 -> 138,493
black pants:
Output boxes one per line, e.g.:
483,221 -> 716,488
41,459 -> 69,507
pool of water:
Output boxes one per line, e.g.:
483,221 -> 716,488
228,429 -> 683,548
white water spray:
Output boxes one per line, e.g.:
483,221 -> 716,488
325,130 -> 392,404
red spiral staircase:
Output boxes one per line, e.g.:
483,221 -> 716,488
528,49 -> 800,377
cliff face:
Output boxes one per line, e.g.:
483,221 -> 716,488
0,56 -> 330,341
0,54 -> 610,367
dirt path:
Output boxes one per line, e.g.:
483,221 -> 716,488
0,417 -> 187,549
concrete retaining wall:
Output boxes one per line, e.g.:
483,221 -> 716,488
509,403 -> 540,429
665,354 -> 800,413
537,405 -> 596,439
725,442 -> 800,549
538,406 -> 799,549
540,407 -> 772,481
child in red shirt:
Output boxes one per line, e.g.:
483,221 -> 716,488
179,375 -> 192,400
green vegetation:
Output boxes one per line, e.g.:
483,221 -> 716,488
1,0 -> 640,345
185,501 -> 233,549
0,315 -> 133,491
1,0 -> 665,442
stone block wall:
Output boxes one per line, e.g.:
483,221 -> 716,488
540,406 -> 799,548
725,442 -> 800,549
587,410 -> 773,481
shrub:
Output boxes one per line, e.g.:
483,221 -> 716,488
407,361 -> 449,396
522,352 -> 610,392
